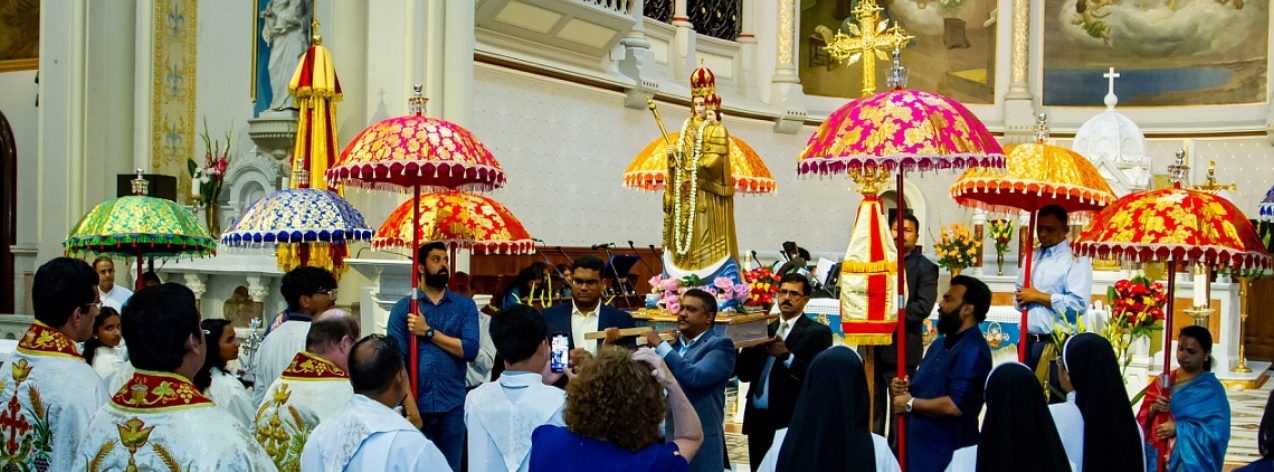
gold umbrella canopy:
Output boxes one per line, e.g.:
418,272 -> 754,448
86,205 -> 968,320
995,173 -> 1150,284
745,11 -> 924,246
950,142 -> 1117,217
624,133 -> 776,194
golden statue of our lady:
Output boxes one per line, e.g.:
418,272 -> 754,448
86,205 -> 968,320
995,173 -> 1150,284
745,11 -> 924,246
660,65 -> 740,274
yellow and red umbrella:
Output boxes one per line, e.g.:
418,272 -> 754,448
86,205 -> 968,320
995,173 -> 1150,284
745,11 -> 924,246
1074,182 -> 1270,379
288,27 -> 341,191
372,191 -> 533,255
326,88 -> 506,398
624,133 -> 776,194
949,118 -> 1116,360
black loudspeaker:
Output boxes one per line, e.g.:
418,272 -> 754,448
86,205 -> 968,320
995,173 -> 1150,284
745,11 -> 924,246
116,174 -> 179,201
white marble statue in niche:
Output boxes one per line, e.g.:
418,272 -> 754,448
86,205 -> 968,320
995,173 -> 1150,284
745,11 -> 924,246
260,0 -> 309,112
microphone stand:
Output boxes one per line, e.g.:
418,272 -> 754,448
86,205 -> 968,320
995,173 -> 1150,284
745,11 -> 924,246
628,241 -> 656,276
602,245 -> 633,297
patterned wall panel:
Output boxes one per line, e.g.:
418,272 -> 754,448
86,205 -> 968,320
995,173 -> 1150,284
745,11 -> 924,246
151,0 -> 198,196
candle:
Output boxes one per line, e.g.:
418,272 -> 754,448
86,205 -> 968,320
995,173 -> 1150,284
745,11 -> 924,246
191,176 -> 201,198
1194,266 -> 1207,307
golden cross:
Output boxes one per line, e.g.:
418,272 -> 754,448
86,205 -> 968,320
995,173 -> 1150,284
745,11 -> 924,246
1190,160 -> 1237,194
824,0 -> 913,97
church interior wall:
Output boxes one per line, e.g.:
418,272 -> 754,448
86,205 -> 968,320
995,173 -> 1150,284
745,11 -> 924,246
0,70 -> 38,249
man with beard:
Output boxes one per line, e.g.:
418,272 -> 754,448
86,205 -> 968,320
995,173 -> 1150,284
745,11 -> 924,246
387,241 -> 480,472
735,272 -> 833,471
889,275 -> 993,472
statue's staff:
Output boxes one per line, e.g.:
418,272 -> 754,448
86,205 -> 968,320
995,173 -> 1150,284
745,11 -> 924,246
646,97 -> 681,166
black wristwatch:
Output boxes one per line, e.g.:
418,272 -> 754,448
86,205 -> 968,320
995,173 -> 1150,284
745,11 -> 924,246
425,328 -> 436,340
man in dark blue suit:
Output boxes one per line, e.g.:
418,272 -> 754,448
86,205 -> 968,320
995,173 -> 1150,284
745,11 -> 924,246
642,289 -> 736,472
539,254 -> 637,360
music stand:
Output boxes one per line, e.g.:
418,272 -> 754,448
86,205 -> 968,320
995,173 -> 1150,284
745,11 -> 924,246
603,255 -> 641,296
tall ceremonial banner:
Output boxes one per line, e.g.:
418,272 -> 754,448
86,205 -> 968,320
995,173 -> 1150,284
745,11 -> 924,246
839,195 -> 900,345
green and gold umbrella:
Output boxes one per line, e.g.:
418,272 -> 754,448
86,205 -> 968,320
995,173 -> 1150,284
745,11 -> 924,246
64,171 -> 216,290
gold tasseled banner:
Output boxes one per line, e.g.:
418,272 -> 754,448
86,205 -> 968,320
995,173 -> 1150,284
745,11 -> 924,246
276,243 -> 349,281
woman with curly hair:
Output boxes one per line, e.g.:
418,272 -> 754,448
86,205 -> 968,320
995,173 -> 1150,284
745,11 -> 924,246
528,346 -> 703,472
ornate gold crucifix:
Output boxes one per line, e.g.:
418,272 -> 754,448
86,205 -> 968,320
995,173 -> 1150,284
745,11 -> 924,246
823,0 -> 914,97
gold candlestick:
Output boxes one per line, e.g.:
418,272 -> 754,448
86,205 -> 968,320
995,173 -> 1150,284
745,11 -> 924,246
1233,276 -> 1253,373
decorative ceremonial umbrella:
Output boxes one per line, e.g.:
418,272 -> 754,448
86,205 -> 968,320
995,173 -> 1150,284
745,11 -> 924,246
1073,182 -> 1270,382
65,171 -> 216,290
372,191 -> 534,254
288,19 -> 341,191
218,168 -> 373,277
797,48 -> 1004,467
624,133 -> 776,194
950,114 -> 1116,361
1260,184 -> 1274,222
326,86 -> 505,398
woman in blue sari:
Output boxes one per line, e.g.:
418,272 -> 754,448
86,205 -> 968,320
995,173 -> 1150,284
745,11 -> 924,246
1136,326 -> 1230,472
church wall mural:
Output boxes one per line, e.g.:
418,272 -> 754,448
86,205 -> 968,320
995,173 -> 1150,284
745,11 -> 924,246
1042,0 -> 1270,107
798,0 -> 999,104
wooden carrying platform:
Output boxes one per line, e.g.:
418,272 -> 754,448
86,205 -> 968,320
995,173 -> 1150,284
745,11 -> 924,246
610,310 -> 778,348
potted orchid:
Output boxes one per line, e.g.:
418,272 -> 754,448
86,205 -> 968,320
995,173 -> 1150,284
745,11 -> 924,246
188,118 -> 233,236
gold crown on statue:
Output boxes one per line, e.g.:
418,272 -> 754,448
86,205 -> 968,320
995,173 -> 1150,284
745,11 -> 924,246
704,93 -> 722,110
690,59 -> 716,98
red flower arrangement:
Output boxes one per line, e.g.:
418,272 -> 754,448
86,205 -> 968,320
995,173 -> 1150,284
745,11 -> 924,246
744,266 -> 779,311
1106,275 -> 1167,338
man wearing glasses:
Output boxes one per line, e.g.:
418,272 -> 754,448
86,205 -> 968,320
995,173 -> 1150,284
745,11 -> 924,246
541,254 -> 637,364
253,266 -> 339,406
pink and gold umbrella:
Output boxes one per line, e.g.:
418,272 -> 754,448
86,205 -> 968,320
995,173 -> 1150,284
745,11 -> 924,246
372,191 -> 534,255
325,87 -> 506,398
797,59 -> 1004,464
949,118 -> 1116,360
624,133 -> 776,194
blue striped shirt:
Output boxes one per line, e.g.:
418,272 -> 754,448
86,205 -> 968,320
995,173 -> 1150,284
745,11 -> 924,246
387,289 -> 480,413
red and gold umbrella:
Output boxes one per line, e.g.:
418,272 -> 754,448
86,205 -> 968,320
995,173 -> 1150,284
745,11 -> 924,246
372,191 -> 534,255
949,118 -> 1116,360
624,133 -> 776,194
1074,182 -> 1270,380
325,88 -> 506,398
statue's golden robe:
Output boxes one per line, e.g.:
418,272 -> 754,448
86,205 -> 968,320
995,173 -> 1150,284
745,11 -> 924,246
663,118 -> 739,272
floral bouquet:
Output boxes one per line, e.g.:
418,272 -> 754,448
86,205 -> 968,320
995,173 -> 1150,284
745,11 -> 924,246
648,273 -> 749,314
188,118 -> 233,208
1102,274 -> 1166,377
744,266 -> 779,312
932,223 -> 981,273
987,219 -> 1014,255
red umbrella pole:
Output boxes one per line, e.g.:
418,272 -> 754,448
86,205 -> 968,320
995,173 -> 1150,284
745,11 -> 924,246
1018,210 -> 1037,362
410,184 -> 421,399
1162,256 -> 1178,387
894,171 -> 908,471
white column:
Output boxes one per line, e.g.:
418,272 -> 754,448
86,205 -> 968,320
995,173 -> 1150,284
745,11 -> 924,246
246,275 -> 270,303
37,0 -> 90,262
328,0 -> 369,143
736,0 -> 757,98
133,0 -> 156,171
671,0 -> 696,80
1001,0 -> 1035,144
423,0 -> 444,115
770,0 -> 806,134
441,0 -> 475,127
183,273 -> 208,300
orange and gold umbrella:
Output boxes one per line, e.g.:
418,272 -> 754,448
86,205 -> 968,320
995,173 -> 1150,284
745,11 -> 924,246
1074,182 -> 1270,381
624,133 -> 776,194
949,120 -> 1116,361
372,191 -> 534,255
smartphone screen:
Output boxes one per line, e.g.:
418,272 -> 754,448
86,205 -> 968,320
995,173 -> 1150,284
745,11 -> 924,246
550,333 -> 570,373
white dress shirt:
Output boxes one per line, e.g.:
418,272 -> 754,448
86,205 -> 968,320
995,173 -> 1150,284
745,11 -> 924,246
570,301 -> 602,353
100,284 -> 133,311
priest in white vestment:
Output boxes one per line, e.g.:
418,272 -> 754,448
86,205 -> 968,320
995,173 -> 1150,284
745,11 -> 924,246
252,267 -> 338,406
302,334 -> 443,471
255,312 -> 359,470
466,305 -> 566,472
0,258 -> 110,472
72,284 -> 277,472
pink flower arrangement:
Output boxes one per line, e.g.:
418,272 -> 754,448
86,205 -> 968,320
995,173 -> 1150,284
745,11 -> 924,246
188,118 -> 233,207
648,273 -> 749,313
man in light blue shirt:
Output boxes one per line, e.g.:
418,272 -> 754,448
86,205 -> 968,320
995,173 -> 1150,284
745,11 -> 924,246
1015,205 -> 1092,401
